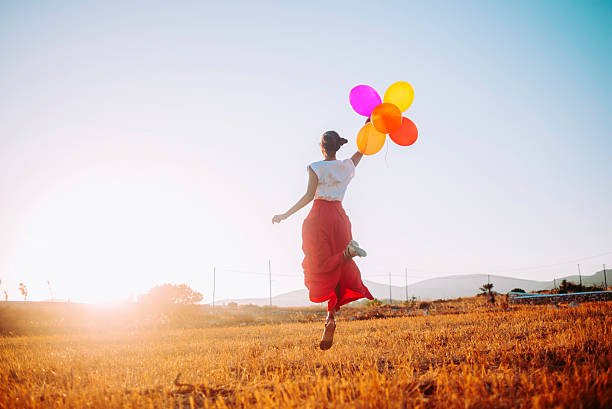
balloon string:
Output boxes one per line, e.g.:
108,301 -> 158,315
384,138 -> 390,168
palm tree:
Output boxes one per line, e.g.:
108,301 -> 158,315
479,283 -> 495,304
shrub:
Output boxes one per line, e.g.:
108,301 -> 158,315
557,280 -> 603,294
138,284 -> 203,305
367,299 -> 382,307
418,302 -> 432,310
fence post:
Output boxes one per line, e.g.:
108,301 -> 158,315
388,272 -> 392,305
604,264 -> 608,288
405,268 -> 408,302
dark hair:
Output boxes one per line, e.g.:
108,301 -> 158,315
321,130 -> 348,153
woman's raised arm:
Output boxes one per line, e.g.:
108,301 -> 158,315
272,167 -> 318,224
351,151 -> 363,167
351,117 -> 370,167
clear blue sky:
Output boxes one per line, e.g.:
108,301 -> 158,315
1,1 -> 611,302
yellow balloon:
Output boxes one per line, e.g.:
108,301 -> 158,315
383,81 -> 414,112
357,123 -> 386,155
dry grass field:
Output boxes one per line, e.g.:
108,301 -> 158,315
1,301 -> 610,409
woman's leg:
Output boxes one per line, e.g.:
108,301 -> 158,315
302,207 -> 345,303
302,203 -> 353,350
320,307 -> 336,350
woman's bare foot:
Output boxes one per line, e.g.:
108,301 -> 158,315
319,317 -> 336,350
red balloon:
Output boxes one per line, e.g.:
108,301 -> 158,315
389,117 -> 418,146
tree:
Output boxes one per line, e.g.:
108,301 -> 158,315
138,284 -> 203,305
479,283 -> 495,304
18,283 -> 28,301
510,288 -> 526,293
557,279 -> 601,294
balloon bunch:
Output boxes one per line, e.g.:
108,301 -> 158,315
349,81 -> 418,155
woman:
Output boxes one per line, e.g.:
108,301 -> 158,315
272,127 -> 373,350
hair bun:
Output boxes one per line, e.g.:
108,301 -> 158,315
321,131 -> 347,153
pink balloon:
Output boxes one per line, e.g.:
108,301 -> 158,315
349,85 -> 382,117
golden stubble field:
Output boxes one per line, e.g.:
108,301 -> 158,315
1,303 -> 610,409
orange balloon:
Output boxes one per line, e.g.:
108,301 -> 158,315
371,103 -> 402,133
389,117 -> 418,146
357,123 -> 386,155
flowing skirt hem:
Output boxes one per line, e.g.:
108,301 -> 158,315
309,287 -> 374,312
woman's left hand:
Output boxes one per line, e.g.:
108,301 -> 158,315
272,213 -> 288,224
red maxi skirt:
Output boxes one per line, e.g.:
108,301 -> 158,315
302,199 -> 373,311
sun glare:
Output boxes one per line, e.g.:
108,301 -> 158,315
11,175 -> 217,304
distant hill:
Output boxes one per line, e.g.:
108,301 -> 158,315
216,270 -> 609,307
217,289 -> 319,308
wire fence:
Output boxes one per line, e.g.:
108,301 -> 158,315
207,256 -> 611,306
2,251 -> 609,305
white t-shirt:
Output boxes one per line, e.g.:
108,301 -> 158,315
308,158 -> 355,202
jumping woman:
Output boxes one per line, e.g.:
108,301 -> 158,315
272,127 -> 373,350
